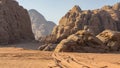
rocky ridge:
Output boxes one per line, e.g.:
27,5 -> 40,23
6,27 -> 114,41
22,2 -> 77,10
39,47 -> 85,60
52,3 -> 120,43
39,3 -> 120,52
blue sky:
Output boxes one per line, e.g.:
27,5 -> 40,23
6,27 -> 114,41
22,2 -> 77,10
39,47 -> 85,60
17,0 -> 120,24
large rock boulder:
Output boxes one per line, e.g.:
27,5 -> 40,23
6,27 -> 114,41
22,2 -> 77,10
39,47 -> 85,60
38,34 -> 57,51
38,43 -> 57,51
29,9 -> 56,40
97,30 -> 120,52
54,30 -> 106,52
0,0 -> 34,44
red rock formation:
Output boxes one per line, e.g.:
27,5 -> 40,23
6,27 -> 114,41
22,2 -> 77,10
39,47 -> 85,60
52,3 -> 120,43
39,3 -> 120,52
0,0 -> 34,44
97,30 -> 120,52
54,30 -> 106,52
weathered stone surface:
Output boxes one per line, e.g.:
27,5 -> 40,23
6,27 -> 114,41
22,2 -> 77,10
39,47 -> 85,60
39,3 -> 120,53
38,34 -> 57,51
51,3 -> 120,43
38,43 -> 57,51
97,30 -> 120,52
112,3 -> 120,10
0,0 -> 34,44
29,9 -> 56,40
54,30 -> 106,52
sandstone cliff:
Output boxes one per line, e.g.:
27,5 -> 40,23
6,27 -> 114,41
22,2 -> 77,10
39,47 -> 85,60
51,3 -> 120,43
0,0 -> 34,44
39,3 -> 120,52
29,9 -> 56,40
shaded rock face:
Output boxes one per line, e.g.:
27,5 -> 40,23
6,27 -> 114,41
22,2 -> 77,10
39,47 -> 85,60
97,30 -> 120,52
29,9 -> 56,40
0,0 -> 34,44
54,30 -> 106,53
52,3 -> 120,43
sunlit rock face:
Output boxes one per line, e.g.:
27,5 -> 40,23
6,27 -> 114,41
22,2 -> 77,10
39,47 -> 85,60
55,30 -> 106,52
39,3 -> 120,52
29,9 -> 56,40
52,3 -> 120,43
0,0 -> 34,44
97,30 -> 120,52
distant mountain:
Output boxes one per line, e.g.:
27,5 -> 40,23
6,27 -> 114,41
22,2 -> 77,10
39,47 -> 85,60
29,9 -> 56,40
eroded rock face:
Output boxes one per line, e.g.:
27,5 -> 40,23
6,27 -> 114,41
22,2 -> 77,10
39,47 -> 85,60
0,0 -> 34,44
29,9 -> 56,40
39,3 -> 120,52
52,3 -> 120,43
97,30 -> 120,52
54,30 -> 106,52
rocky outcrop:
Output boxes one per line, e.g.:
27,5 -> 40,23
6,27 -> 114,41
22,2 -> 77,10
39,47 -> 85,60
97,30 -> 120,52
38,43 -> 57,51
54,29 -> 120,53
38,34 -> 57,51
39,3 -> 120,53
51,3 -> 120,43
54,30 -> 106,52
0,0 -> 34,44
29,9 -> 56,40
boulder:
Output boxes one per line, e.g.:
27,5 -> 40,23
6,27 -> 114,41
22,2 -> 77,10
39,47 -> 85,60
38,43 -> 57,51
54,30 -> 106,52
97,30 -> 120,52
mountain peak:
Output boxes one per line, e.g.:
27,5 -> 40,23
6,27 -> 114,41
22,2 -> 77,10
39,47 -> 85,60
29,9 -> 39,13
113,2 -> 120,10
71,5 -> 81,12
28,9 -> 56,40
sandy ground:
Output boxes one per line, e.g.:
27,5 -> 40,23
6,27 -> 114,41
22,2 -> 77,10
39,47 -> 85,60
0,47 -> 53,68
51,53 -> 120,68
0,44 -> 120,68
0,42 -> 40,50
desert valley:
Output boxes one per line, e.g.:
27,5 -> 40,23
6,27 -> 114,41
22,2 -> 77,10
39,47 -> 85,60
0,0 -> 120,68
